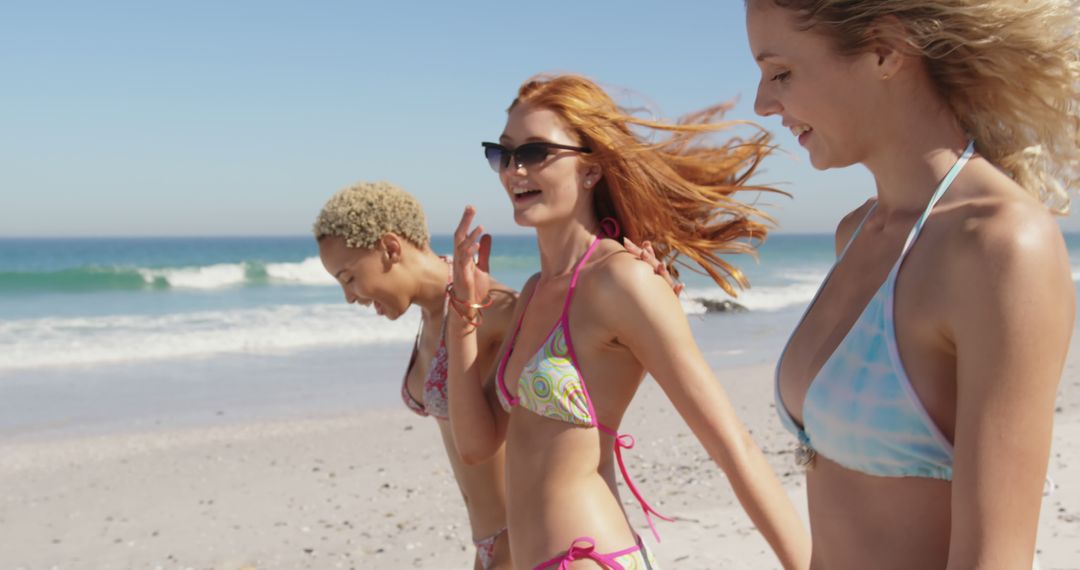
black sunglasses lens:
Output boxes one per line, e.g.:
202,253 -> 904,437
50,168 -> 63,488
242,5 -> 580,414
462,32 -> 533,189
515,144 -> 550,168
482,142 -> 566,172
483,145 -> 506,172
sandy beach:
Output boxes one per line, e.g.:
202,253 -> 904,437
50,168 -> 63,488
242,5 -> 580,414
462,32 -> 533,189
6,0 -> 1080,566
2,321 -> 1078,570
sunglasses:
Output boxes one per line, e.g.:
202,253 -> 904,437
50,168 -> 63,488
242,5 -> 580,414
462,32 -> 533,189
481,141 -> 591,172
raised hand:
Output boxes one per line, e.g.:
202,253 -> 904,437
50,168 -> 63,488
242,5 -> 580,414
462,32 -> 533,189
451,206 -> 493,311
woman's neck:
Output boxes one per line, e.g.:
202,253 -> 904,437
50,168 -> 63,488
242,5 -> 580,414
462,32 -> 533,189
860,78 -> 970,227
410,248 -> 451,318
534,216 -> 600,282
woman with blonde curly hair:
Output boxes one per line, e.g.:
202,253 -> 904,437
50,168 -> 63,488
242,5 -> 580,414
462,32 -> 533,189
313,181 -> 517,569
447,74 -> 811,569
745,0 -> 1078,567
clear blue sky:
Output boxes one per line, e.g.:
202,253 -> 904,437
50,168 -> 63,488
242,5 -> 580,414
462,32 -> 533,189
2,1 -> 1076,237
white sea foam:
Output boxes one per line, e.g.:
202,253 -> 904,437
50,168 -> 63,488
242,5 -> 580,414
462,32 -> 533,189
138,263 -> 248,289
0,304 -> 419,371
131,258 -> 338,289
266,257 -> 337,285
776,268 -> 830,283
680,271 -> 825,314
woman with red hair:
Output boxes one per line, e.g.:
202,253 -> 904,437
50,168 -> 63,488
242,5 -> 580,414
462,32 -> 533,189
447,74 -> 811,569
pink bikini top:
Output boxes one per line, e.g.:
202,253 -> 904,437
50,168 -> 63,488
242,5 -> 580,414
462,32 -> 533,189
401,309 -> 450,420
402,268 -> 452,420
495,223 -> 673,541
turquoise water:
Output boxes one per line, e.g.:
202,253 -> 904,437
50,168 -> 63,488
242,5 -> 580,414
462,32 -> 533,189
1,234 -> 1076,372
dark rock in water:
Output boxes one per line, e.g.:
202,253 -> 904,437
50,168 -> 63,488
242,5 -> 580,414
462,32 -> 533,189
695,298 -> 749,314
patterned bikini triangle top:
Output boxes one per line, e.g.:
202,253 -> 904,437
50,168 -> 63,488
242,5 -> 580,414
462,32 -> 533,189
495,228 -> 608,426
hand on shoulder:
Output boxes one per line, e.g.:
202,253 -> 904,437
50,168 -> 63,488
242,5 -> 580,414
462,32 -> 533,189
580,242 -> 686,333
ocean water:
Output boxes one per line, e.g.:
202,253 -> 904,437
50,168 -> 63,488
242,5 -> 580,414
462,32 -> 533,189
0,234 -> 823,371
2,233 -> 1078,439
1,233 -> 1078,374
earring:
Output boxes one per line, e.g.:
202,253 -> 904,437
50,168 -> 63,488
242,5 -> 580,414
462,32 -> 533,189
881,73 -> 891,80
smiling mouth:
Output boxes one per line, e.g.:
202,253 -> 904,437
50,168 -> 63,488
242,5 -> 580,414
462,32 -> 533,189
790,124 -> 813,137
512,187 -> 541,202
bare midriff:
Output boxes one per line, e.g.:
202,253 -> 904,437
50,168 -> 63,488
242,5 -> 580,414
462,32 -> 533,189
806,455 -> 952,570
504,412 -> 638,568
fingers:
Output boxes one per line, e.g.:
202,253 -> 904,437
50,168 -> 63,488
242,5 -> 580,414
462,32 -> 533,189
627,238 -> 670,277
454,206 -> 485,262
477,234 -> 492,273
454,206 -> 477,243
630,239 -> 665,276
626,237 -> 684,296
639,241 -> 665,275
626,237 -> 655,265
464,224 -> 484,257
639,240 -> 683,295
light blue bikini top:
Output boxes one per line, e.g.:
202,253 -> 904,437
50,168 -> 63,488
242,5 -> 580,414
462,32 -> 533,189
775,140 -> 975,480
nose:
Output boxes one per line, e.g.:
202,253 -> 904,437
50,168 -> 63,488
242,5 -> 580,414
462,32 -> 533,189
505,158 -> 528,176
342,286 -> 369,306
501,163 -> 528,188
754,79 -> 782,117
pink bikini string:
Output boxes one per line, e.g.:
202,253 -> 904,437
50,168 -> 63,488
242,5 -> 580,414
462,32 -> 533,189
588,217 -> 676,542
534,537 -> 641,570
598,425 -> 674,542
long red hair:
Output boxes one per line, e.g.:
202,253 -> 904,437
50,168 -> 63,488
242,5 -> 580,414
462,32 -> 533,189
511,74 -> 782,296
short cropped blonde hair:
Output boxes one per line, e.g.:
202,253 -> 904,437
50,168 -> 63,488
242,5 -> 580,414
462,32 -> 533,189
313,181 -> 430,249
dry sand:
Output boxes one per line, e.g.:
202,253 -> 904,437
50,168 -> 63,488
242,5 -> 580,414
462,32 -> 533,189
2,357 -> 1078,569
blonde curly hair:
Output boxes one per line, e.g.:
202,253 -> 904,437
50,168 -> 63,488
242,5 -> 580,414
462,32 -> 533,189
754,0 -> 1080,213
313,181 -> 430,249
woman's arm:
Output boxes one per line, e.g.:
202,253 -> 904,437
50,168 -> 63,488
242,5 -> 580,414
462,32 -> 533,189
593,253 -> 811,570
476,283 -> 518,455
944,206 -> 1073,569
446,206 -> 515,465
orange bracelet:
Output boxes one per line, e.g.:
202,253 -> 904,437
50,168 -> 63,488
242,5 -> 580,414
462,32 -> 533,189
448,296 -> 483,328
445,283 -> 494,310
445,284 -> 484,328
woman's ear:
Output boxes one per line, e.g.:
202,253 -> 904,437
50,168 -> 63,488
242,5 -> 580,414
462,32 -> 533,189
869,16 -> 909,80
584,164 -> 603,189
379,233 -> 403,266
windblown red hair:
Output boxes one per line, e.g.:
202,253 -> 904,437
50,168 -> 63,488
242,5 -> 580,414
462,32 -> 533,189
511,74 -> 782,296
